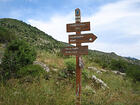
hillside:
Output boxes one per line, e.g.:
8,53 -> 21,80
0,18 -> 140,66
0,18 -> 67,52
0,18 -> 140,105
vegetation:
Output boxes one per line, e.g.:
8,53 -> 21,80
0,18 -> 67,52
126,64 -> 140,82
0,18 -> 140,105
59,58 -> 76,78
18,64 -> 46,78
86,50 -> 140,81
0,27 -> 16,43
109,59 -> 128,72
1,40 -> 36,80
0,69 -> 139,105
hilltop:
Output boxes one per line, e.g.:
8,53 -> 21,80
0,18 -> 67,52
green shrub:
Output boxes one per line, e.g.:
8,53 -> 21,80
126,64 -> 140,82
65,58 -> 76,76
61,58 -> 89,79
93,57 -> 110,69
65,58 -> 76,71
59,70 -> 68,78
59,58 -> 76,78
110,59 -> 128,72
17,65 -> 45,78
0,27 -> 16,43
82,69 -> 89,80
1,40 -> 36,79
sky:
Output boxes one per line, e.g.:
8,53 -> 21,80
0,0 -> 140,59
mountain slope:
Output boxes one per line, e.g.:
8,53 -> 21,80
0,18 -> 140,105
0,18 -> 67,52
0,18 -> 140,66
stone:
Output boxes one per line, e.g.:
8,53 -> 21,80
0,59 -> 1,64
92,75 -> 109,89
52,68 -> 58,72
100,69 -> 107,72
111,70 -> 126,76
88,66 -> 98,71
120,72 -> 126,76
96,70 -> 102,74
33,61 -> 50,72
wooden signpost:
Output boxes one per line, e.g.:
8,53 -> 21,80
67,22 -> 90,32
62,46 -> 88,55
69,33 -> 97,44
62,8 -> 97,105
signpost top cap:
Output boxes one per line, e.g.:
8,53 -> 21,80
75,8 -> 80,16
75,8 -> 80,10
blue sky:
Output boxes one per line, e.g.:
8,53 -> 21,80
0,0 -> 140,59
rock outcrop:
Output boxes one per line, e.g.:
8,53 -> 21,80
111,70 -> 126,76
88,66 -> 126,76
34,61 -> 50,72
92,75 -> 109,89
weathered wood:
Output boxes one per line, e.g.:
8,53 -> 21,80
62,8 -> 97,105
61,46 -> 88,55
69,33 -> 97,44
66,22 -> 90,32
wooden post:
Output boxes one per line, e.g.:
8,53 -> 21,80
75,8 -> 81,105
63,8 -> 97,105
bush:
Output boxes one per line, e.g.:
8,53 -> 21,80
110,59 -> 128,72
1,40 -> 36,79
0,27 -> 16,43
126,64 -> 140,82
65,58 -> 76,71
59,58 -> 76,78
17,64 -> 46,78
65,58 -> 76,77
82,69 -> 89,80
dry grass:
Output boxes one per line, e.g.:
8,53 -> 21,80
36,50 -> 65,69
0,50 -> 140,105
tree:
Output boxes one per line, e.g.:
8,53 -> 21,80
1,40 -> 36,79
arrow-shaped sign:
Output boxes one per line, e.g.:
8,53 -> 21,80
69,33 -> 97,44
61,46 -> 88,56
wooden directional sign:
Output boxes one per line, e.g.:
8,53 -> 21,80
67,22 -> 90,32
61,46 -> 88,55
62,8 -> 97,105
69,33 -> 97,44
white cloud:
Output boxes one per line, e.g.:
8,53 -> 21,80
91,41 -> 140,59
27,0 -> 140,59
84,0 -> 140,59
89,0 -> 140,36
28,12 -> 74,42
